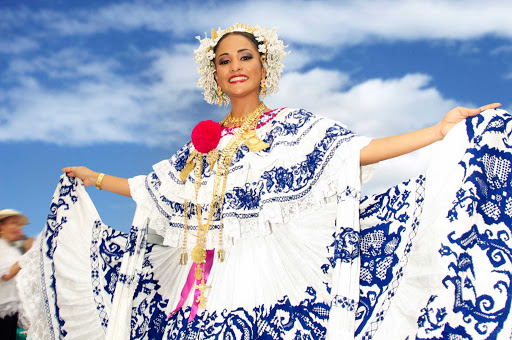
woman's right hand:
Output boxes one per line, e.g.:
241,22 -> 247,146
62,166 -> 99,187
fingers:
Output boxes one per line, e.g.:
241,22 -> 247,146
464,107 -> 481,117
62,166 -> 76,177
62,166 -> 86,177
461,102 -> 502,118
479,102 -> 501,112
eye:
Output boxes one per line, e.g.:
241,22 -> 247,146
218,59 -> 229,65
241,55 -> 253,61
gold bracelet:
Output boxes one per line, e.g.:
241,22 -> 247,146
95,173 -> 105,190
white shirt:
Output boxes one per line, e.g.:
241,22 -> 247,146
0,238 -> 22,317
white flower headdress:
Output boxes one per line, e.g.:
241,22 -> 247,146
194,24 -> 289,106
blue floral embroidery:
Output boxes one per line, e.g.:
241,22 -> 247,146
131,244 -> 169,340
416,295 -> 472,340
415,111 -> 512,339
356,176 -> 425,339
448,145 -> 512,226
131,265 -> 330,340
163,287 -> 330,340
325,227 -> 360,271
359,224 -> 404,287
145,109 -> 356,228
435,225 -> 512,338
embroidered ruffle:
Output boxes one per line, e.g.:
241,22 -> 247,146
129,108 -> 373,248
17,176 -> 119,339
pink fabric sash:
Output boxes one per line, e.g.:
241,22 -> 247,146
168,249 -> 215,322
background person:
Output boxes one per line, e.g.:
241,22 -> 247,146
0,209 -> 32,340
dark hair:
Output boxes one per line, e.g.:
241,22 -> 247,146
213,31 -> 263,56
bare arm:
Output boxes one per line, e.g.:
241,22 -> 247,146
62,166 -> 131,197
360,103 -> 501,166
1,262 -> 21,281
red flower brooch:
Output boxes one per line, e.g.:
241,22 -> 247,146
191,120 -> 221,153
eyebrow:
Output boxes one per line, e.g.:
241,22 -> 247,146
218,48 -> 253,58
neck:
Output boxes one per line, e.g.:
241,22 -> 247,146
229,96 -> 263,118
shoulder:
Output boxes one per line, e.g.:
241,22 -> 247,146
269,108 -> 349,133
272,108 -> 338,123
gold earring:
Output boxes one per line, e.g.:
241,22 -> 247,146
217,85 -> 223,107
260,78 -> 266,100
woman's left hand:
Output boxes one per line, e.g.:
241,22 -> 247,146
438,103 -> 501,139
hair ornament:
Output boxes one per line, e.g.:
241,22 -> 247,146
194,24 -> 289,106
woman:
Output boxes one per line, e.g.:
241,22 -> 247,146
0,209 -> 31,340
19,24 -> 508,339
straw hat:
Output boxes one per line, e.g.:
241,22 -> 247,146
0,209 -> 29,225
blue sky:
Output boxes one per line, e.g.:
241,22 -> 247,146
1,0 -> 511,236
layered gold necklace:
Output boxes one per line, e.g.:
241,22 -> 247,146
179,102 -> 269,308
220,112 -> 247,127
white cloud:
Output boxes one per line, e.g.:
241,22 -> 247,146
269,69 -> 458,138
0,45 -> 204,145
6,1 -> 511,46
282,45 -> 337,71
0,36 -> 39,54
490,44 -> 512,55
504,72 -> 512,80
7,48 -> 121,79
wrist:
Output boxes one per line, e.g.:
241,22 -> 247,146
95,172 -> 105,190
90,172 -> 100,186
432,122 -> 444,141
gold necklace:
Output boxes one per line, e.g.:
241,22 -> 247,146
220,113 -> 247,127
180,102 -> 268,308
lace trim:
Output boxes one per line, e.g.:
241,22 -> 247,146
17,242 -> 50,339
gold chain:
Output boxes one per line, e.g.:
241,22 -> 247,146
220,113 -> 247,127
180,101 -> 268,308
179,201 -> 189,265
194,101 -> 267,234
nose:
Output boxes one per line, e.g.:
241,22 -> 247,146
230,59 -> 242,72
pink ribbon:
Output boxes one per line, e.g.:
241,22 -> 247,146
168,249 -> 215,322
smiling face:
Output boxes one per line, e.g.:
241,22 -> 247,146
213,33 -> 266,102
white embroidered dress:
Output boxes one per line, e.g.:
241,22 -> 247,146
126,108 -> 372,339
17,108 -> 512,340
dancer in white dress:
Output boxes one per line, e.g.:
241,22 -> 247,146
18,24 -> 508,339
